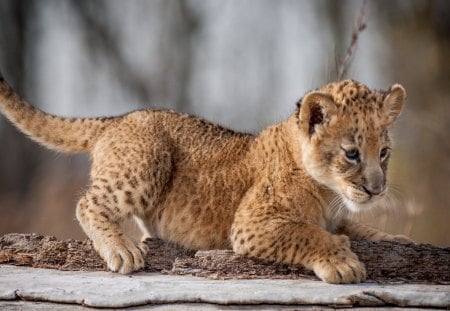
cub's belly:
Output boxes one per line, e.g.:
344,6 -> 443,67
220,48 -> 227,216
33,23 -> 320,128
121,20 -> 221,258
150,182 -> 243,249
156,201 -> 233,250
145,168 -> 249,249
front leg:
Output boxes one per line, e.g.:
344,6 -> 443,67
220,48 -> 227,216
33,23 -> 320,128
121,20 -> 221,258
231,188 -> 365,284
337,219 -> 414,243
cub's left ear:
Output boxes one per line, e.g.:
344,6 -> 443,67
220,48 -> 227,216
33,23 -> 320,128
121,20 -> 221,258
383,84 -> 406,124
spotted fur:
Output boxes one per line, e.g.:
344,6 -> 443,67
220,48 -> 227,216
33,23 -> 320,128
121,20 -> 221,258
0,78 -> 412,283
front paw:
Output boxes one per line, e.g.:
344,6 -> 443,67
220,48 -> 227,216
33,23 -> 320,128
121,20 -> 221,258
94,236 -> 148,274
313,236 -> 366,284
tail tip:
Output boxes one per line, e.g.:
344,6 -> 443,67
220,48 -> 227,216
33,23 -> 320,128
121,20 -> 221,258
0,70 -> 4,82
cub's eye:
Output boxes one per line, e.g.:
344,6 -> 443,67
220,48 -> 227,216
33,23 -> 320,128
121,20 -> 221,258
380,147 -> 390,161
344,148 -> 360,162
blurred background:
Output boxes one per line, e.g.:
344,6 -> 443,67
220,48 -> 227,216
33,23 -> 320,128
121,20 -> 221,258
0,0 -> 448,246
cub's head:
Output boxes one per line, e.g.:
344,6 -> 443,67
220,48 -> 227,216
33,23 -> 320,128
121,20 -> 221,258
295,80 -> 406,212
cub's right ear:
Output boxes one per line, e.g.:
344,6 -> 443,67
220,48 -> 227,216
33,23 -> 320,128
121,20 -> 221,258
298,92 -> 337,136
383,84 -> 406,125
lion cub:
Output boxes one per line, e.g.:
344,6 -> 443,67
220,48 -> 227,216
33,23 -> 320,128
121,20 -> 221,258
0,73 -> 412,283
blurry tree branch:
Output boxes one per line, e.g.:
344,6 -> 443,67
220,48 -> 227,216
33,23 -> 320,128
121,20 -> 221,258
337,0 -> 367,81
0,0 -> 43,197
70,0 -> 198,112
70,0 -> 153,105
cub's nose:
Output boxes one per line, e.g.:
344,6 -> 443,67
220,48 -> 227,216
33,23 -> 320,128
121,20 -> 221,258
362,184 -> 384,196
362,169 -> 385,196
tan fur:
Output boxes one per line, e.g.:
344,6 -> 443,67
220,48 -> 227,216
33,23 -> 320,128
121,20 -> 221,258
0,76 -> 412,283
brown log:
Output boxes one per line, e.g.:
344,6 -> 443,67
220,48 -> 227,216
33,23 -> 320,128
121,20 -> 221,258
0,233 -> 448,284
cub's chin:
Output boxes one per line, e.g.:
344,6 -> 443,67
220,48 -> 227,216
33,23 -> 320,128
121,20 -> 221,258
341,195 -> 383,213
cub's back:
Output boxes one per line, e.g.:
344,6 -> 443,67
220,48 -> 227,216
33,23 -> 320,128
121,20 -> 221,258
123,109 -> 255,169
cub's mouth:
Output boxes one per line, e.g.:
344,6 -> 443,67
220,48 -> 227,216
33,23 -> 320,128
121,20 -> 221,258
340,185 -> 387,213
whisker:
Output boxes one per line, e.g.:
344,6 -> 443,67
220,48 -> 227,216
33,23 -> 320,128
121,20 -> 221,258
327,195 -> 348,222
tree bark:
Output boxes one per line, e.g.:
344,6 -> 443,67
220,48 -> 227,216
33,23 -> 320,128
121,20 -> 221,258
0,233 -> 448,284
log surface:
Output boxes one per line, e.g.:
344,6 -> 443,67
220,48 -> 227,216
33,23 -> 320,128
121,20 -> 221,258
0,233 -> 448,284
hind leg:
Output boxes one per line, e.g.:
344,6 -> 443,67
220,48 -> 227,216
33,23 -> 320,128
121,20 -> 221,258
77,136 -> 172,274
133,215 -> 152,241
76,195 -> 148,273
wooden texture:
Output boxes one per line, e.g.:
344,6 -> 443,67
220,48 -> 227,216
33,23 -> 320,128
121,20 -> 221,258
0,233 -> 448,284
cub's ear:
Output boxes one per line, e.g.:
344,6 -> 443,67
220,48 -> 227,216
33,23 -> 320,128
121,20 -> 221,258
298,92 -> 337,136
383,84 -> 406,125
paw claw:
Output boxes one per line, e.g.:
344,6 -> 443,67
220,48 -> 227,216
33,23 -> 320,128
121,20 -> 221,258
138,242 -> 149,256
94,236 -> 146,274
313,242 -> 365,284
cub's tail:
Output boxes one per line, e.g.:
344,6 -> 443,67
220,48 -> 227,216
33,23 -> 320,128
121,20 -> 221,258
0,73 -> 117,153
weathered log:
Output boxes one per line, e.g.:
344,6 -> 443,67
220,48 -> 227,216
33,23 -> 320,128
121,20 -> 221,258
0,233 -> 448,284
0,233 -> 195,272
